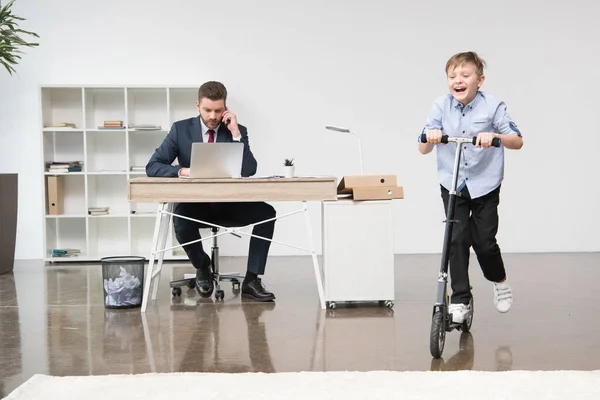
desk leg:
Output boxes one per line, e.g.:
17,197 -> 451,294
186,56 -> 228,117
141,202 -> 166,313
152,202 -> 172,301
303,202 -> 326,310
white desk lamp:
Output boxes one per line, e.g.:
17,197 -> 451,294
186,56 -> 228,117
324,124 -> 402,201
325,125 -> 364,175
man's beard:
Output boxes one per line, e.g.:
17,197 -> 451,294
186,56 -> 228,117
201,116 -> 219,128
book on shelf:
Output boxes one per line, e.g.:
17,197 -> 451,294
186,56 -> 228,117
52,248 -> 81,257
88,206 -> 109,215
131,210 -> 155,215
44,122 -> 77,128
46,161 -> 83,173
93,169 -> 127,173
97,120 -> 125,129
129,124 -> 162,131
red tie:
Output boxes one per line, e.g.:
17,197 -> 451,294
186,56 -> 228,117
207,129 -> 215,143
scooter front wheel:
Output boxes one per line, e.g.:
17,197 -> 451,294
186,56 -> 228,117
430,310 -> 446,358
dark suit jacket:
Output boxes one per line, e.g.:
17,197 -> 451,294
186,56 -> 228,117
146,116 -> 258,178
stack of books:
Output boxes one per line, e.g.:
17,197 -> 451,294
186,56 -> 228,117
99,120 -> 125,129
51,248 -> 81,258
46,161 -> 83,173
88,207 -> 110,216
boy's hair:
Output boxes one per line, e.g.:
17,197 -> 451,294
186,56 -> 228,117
445,52 -> 487,77
198,81 -> 227,102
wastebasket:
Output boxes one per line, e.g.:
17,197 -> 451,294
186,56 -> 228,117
101,256 -> 146,309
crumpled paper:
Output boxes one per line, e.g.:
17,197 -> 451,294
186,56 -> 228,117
103,266 -> 142,307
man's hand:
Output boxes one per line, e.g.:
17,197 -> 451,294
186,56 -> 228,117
222,109 -> 241,139
476,132 -> 498,148
178,168 -> 190,177
425,129 -> 443,144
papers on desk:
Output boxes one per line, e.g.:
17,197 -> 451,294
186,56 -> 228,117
242,176 -> 281,179
245,175 -> 333,179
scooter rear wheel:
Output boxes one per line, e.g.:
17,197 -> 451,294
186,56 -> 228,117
430,310 -> 446,358
461,298 -> 474,332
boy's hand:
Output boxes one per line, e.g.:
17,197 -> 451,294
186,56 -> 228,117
425,129 -> 443,144
476,132 -> 498,148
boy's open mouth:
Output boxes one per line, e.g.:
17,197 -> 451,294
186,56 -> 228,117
454,87 -> 466,93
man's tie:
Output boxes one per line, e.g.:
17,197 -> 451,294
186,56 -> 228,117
206,129 -> 217,210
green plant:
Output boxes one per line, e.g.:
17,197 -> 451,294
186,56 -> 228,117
284,158 -> 294,166
0,0 -> 39,75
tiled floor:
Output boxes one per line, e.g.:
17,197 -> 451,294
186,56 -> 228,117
1,252 -> 599,397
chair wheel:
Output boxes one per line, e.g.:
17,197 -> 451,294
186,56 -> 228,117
187,279 -> 196,289
215,290 -> 225,300
384,300 -> 394,309
327,301 -> 337,310
172,287 -> 182,297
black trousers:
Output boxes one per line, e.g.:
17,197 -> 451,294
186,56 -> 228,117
173,202 -> 276,275
441,185 -> 506,305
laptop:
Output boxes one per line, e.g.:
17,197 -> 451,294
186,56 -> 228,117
185,142 -> 244,178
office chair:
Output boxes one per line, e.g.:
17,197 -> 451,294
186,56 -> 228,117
170,225 -> 245,301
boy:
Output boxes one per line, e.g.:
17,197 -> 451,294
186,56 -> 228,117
419,51 -> 523,323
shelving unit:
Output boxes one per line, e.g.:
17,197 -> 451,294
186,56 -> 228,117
40,85 -> 199,262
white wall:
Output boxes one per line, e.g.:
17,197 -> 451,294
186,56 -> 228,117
1,0 -> 598,260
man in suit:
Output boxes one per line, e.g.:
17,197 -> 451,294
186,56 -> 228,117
146,81 -> 276,302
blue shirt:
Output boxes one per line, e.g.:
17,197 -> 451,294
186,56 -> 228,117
421,91 -> 522,199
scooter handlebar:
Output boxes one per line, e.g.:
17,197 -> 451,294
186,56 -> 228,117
419,133 -> 450,144
420,133 -> 501,147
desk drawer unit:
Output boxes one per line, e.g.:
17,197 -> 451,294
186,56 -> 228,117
321,200 -> 395,305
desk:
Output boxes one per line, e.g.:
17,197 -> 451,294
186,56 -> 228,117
128,177 -> 337,312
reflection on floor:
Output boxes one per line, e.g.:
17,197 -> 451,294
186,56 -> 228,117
1,252 -> 599,397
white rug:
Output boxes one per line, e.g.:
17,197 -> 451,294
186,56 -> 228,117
6,371 -> 600,399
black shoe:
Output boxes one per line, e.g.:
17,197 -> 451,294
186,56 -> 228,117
195,256 -> 214,298
242,278 -> 275,302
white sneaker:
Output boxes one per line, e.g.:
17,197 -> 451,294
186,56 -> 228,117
448,303 -> 468,324
493,282 -> 513,313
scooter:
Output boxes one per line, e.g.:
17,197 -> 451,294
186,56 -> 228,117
419,133 -> 501,358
